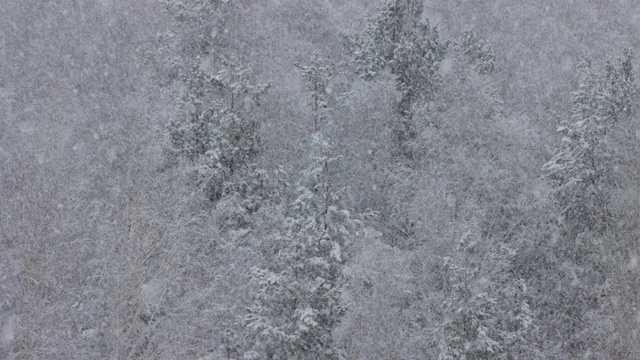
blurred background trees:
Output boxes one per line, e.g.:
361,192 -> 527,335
2,0 -> 640,359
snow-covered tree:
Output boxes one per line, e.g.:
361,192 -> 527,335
542,49 -> 636,234
533,49 -> 638,358
167,57 -> 270,201
456,30 -> 496,75
346,0 -> 447,160
159,0 -> 240,80
437,227 -> 533,360
296,53 -> 333,132
244,134 -> 363,359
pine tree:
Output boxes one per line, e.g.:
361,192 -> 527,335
437,228 -> 533,359
296,53 -> 333,133
244,134 -> 362,359
542,49 -> 636,234
160,0 -> 240,73
456,30 -> 496,75
167,56 -> 270,202
346,0 -> 447,160
537,49 -> 638,358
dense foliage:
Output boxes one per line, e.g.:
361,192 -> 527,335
2,1 -> 640,359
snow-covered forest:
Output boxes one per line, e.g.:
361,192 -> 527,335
2,0 -> 640,358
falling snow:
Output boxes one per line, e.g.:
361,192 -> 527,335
2,1 -> 640,359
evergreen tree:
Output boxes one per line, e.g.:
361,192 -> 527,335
535,49 -> 638,358
160,0 -> 240,74
167,57 -> 270,202
296,53 -> 333,133
456,30 -> 496,75
244,134 -> 362,359
542,49 -> 636,234
437,227 -> 533,359
346,0 -> 447,160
